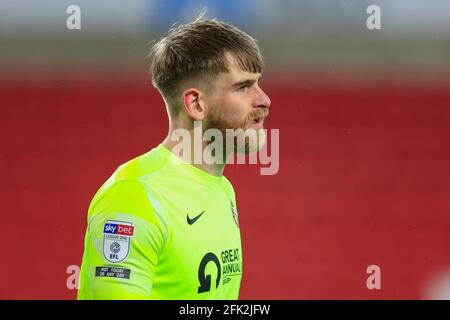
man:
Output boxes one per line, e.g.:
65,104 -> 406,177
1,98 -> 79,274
77,16 -> 271,300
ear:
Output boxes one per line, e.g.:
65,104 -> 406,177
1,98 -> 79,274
181,88 -> 205,121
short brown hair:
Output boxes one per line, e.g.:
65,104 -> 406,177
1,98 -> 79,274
149,17 -> 263,117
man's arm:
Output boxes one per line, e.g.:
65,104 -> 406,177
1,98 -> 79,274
77,180 -> 168,299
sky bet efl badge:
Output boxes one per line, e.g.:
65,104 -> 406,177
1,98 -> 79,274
103,220 -> 134,263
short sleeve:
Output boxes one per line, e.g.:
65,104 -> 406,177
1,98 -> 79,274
77,180 -> 168,299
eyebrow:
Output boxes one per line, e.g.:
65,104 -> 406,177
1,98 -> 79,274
231,75 -> 262,89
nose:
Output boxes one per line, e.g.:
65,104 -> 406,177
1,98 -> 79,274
252,87 -> 271,109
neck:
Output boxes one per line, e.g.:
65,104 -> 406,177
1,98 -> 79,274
162,126 -> 228,177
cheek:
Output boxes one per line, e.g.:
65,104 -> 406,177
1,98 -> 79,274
208,93 -> 254,128
221,95 -> 251,119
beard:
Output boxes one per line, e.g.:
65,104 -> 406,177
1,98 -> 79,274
204,105 -> 269,157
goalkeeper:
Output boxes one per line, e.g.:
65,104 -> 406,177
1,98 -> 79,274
78,15 -> 271,300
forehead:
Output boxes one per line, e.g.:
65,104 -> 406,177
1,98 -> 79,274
217,52 -> 262,84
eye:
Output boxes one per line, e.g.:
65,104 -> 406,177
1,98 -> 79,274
237,85 -> 249,92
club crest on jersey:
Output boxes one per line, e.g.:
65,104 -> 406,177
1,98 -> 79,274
230,200 -> 239,228
103,220 -> 134,263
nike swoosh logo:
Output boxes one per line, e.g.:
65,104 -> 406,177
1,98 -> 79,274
187,211 -> 205,225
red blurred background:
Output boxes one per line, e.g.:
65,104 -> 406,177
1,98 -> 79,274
1,69 -> 449,299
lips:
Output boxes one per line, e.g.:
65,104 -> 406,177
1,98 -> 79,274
250,117 -> 264,129
247,109 -> 268,130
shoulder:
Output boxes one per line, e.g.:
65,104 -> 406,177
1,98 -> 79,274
94,145 -> 171,200
221,175 -> 236,200
87,145 -> 172,225
114,144 -> 171,182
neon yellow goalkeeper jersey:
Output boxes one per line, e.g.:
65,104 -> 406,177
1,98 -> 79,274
77,144 -> 242,300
